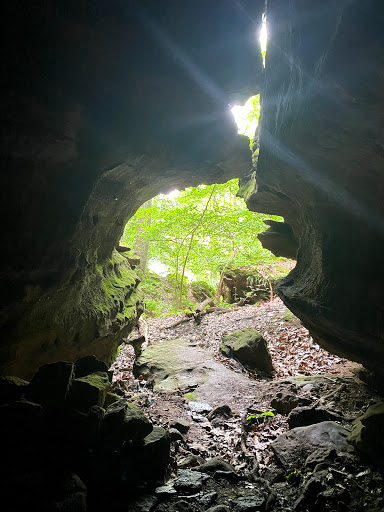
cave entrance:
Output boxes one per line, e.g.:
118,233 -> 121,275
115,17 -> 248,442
118,177 -> 290,317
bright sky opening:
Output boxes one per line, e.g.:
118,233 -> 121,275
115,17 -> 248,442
260,14 -> 267,67
231,95 -> 260,140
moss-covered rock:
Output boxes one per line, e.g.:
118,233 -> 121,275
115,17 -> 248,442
3,251 -> 144,379
69,371 -> 110,410
348,402 -> 384,463
102,398 -> 153,442
190,281 -> 215,302
220,328 -> 273,375
0,376 -> 29,405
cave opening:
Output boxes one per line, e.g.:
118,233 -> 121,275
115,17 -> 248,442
2,0 -> 384,510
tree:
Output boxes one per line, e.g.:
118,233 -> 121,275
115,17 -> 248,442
120,179 -> 285,308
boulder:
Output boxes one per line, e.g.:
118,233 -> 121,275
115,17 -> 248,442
271,421 -> 351,470
348,401 -> 384,463
287,406 -> 342,429
220,328 -> 273,374
25,362 -> 74,408
194,457 -> 235,476
102,398 -> 153,442
0,376 -> 29,404
103,392 -> 121,409
139,427 -> 171,482
74,355 -> 109,379
69,371 -> 110,410
207,405 -> 233,421
173,469 -> 210,493
169,418 -> 190,434
233,496 -> 266,511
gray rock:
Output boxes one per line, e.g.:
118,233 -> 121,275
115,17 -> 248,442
178,453 -> 206,468
173,469 -> 210,493
102,398 -> 153,441
140,427 -> 171,481
348,401 -> 384,462
220,328 -> 273,374
207,506 -> 231,512
169,427 -> 184,442
207,404 -> 233,421
233,495 -> 266,511
170,418 -> 191,434
25,361 -> 74,408
287,406 -> 342,428
170,501 -> 192,512
0,376 -> 29,404
194,457 -> 235,475
189,401 -> 212,413
199,491 -> 218,507
128,495 -> 157,512
271,393 -> 299,415
272,421 -> 351,470
69,371 -> 110,410
155,485 -> 177,497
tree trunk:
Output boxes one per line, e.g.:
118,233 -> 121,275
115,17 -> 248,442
214,246 -> 239,305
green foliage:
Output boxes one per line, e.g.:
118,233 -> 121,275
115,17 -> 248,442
121,179 -> 286,312
285,468 -> 302,484
247,411 -> 275,422
190,281 -> 215,302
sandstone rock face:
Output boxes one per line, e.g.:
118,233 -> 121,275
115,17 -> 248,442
0,1 -> 257,377
1,0 -> 384,378
241,0 -> 384,374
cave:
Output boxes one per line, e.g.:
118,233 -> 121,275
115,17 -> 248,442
2,0 -> 384,510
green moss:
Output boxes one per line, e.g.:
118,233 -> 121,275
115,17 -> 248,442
184,391 -> 196,401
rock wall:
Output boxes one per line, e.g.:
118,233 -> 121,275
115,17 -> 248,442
0,1 -> 260,377
244,0 -> 384,373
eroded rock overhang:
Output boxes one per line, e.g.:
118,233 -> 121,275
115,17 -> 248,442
245,0 -> 384,372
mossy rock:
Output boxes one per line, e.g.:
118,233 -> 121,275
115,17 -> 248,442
102,398 -> 153,442
69,371 -> 111,410
0,376 -> 29,405
220,328 -> 273,375
348,401 -> 384,463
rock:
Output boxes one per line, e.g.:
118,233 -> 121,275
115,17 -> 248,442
199,492 -> 218,507
116,245 -> 131,252
25,362 -> 74,408
305,447 -> 337,468
194,457 -> 235,476
170,500 -> 192,512
102,398 -> 153,442
271,392 -> 300,415
188,401 -> 212,414
207,404 -> 233,421
155,485 -> 177,497
69,371 -> 110,410
128,495 -> 157,512
207,506 -> 231,512
0,376 -> 29,404
178,454 -> 206,468
233,495 -> 266,511
173,469 -> 210,493
140,427 -> 171,482
103,392 -> 121,408
271,421 -> 351,470
220,328 -> 273,374
74,355 -> 109,379
348,401 -> 384,463
170,418 -> 191,434
54,492 -> 87,512
169,428 -> 184,442
287,406 -> 342,428
63,405 -> 105,446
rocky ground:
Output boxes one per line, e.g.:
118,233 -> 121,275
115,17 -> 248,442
111,299 -> 384,512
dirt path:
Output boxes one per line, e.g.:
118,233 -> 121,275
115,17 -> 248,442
111,299 -> 360,468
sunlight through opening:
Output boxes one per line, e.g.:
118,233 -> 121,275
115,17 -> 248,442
231,95 -> 260,143
260,14 -> 267,67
